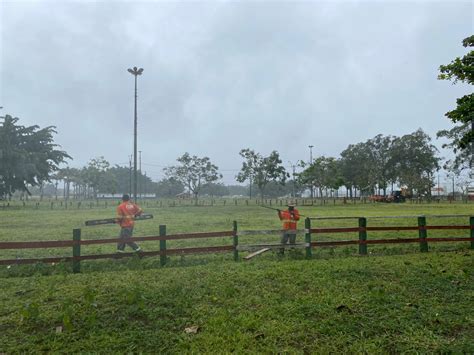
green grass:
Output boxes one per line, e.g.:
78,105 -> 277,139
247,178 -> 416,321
0,201 -> 473,352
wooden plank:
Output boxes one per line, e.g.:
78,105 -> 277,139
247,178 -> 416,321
310,227 -> 361,234
237,229 -> 304,236
425,225 -> 471,230
425,237 -> 474,242
366,226 -> 420,231
244,248 -> 270,260
0,230 -> 235,250
0,240 -> 76,249
309,214 -> 472,220
310,237 -> 474,247
311,240 -> 360,247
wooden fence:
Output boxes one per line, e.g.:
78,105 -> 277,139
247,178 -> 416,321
0,216 -> 473,272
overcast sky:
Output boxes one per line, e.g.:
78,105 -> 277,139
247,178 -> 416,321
0,0 -> 472,183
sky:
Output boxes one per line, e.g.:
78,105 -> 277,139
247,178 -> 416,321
0,0 -> 472,184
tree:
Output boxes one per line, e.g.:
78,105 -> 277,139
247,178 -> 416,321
0,115 -> 71,198
236,149 -> 287,200
155,177 -> 184,198
438,35 -> 473,171
298,156 -> 343,197
367,134 -> 396,195
340,143 -> 375,197
84,156 -> 111,198
164,153 -> 222,203
390,129 -> 440,196
437,122 -> 471,174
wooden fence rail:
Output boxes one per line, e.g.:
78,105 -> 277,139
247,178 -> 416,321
0,216 -> 473,272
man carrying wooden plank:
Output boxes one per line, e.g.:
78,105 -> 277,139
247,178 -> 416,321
277,202 -> 300,255
117,194 -> 143,253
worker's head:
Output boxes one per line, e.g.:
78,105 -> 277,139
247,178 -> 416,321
288,201 -> 295,211
122,194 -> 130,202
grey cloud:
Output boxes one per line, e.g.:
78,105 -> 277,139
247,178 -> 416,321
1,1 -> 472,182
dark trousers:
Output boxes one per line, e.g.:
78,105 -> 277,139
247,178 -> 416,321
280,231 -> 296,254
118,227 -> 140,251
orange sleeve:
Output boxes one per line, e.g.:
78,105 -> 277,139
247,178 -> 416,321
294,210 -> 300,221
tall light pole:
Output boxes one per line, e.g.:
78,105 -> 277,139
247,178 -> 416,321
139,150 -> 142,200
128,155 -> 133,196
289,161 -> 296,198
127,66 -> 144,202
308,145 -> 314,199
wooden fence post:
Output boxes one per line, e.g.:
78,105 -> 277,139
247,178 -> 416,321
418,216 -> 428,252
233,221 -> 239,261
72,228 -> 81,273
470,216 -> 474,250
305,217 -> 312,259
359,217 -> 367,255
160,225 -> 167,266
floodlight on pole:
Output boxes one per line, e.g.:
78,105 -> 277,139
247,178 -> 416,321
127,66 -> 144,202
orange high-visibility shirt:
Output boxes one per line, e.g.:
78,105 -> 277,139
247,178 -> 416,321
116,201 -> 143,228
278,209 -> 300,230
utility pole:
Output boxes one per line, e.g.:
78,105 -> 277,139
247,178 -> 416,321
292,165 -> 296,198
128,155 -> 132,196
144,171 -> 147,198
308,145 -> 314,199
139,150 -> 142,200
127,66 -> 144,202
289,161 -> 296,198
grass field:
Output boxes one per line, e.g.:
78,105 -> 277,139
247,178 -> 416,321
1,201 -> 473,352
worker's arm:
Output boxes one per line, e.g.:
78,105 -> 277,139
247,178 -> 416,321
134,204 -> 143,217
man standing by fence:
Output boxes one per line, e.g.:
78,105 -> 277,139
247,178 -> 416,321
278,202 -> 300,254
116,194 -> 143,253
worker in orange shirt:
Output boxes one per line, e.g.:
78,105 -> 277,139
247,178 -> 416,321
116,194 -> 143,253
277,202 -> 300,254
